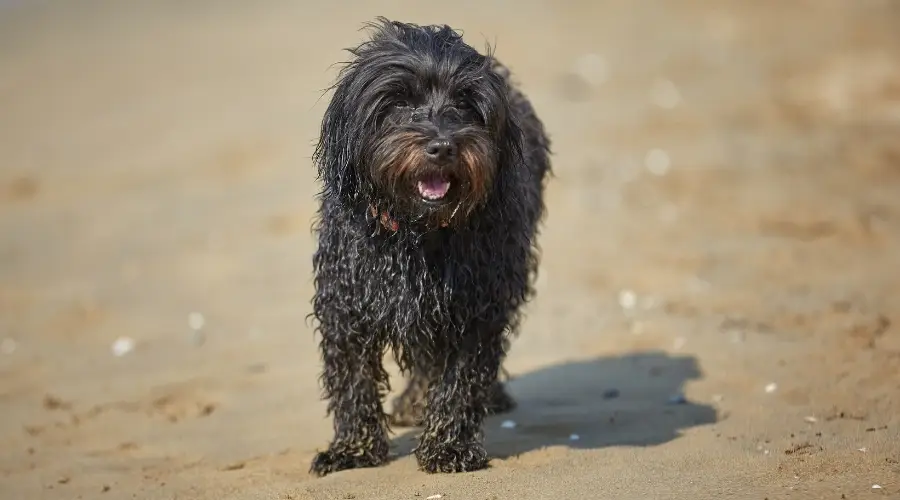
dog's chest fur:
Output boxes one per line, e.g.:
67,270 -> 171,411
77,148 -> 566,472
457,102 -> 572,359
313,196 -> 536,366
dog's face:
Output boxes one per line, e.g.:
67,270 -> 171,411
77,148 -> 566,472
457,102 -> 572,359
316,18 -> 522,228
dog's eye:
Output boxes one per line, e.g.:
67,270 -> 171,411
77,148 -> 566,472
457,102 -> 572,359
454,90 -> 475,111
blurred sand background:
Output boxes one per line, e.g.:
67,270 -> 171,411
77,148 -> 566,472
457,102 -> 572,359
1,1 -> 899,498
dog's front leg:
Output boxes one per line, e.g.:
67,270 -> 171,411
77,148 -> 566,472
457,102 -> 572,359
309,324 -> 389,476
414,330 -> 503,473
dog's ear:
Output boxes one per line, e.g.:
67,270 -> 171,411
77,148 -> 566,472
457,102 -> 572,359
497,99 -> 524,172
485,62 -> 525,173
314,75 -> 361,204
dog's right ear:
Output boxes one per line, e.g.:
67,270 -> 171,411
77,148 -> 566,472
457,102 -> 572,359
315,21 -> 398,204
313,76 -> 360,204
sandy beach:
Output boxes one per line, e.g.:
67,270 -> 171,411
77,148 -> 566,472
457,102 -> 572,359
1,1 -> 899,498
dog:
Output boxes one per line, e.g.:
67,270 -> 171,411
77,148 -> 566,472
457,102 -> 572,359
309,17 -> 551,476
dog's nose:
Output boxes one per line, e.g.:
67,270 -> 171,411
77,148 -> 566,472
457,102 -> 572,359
424,139 -> 456,163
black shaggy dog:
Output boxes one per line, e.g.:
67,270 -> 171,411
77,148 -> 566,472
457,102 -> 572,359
309,18 -> 551,476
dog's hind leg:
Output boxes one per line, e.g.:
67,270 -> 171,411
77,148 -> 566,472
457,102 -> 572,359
391,368 -> 515,428
485,378 -> 517,416
309,323 -> 390,476
389,366 -> 431,428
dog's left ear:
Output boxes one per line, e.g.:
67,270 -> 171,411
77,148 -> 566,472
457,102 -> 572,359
485,63 -> 525,173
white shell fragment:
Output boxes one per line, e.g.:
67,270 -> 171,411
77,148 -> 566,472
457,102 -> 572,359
764,382 -> 778,393
618,289 -> 638,310
645,149 -> 671,176
111,337 -> 135,357
188,312 -> 206,330
426,495 -> 444,500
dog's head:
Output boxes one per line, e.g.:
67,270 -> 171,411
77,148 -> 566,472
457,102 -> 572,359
315,18 -> 522,229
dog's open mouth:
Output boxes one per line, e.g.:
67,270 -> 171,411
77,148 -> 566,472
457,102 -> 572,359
416,174 -> 451,201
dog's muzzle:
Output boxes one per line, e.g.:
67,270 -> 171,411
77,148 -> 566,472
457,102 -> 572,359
416,137 -> 457,202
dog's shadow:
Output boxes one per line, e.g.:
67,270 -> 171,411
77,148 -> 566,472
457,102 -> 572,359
389,351 -> 718,459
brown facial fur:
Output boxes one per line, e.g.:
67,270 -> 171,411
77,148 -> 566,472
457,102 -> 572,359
370,128 -> 497,227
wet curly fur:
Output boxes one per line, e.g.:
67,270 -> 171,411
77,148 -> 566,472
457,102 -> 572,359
309,18 -> 551,476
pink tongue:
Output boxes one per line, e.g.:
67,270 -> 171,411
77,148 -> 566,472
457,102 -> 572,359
417,176 -> 451,200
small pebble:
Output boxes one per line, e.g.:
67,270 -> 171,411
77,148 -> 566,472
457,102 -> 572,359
618,289 -> 637,310
645,148 -> 671,176
426,495 -> 443,500
569,433 -> 580,441
667,393 -> 688,405
764,382 -> 778,393
246,363 -> 268,374
804,416 -> 818,423
111,337 -> 135,357
188,312 -> 206,331
0,338 -> 16,354
602,388 -> 620,400
500,420 -> 517,429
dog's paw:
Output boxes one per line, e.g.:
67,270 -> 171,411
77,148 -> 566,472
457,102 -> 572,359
309,444 -> 388,477
415,440 -> 489,473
